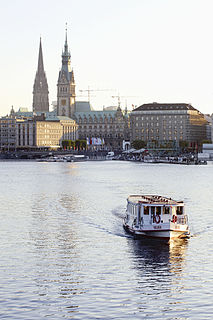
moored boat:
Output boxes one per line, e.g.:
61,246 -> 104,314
123,195 -> 190,240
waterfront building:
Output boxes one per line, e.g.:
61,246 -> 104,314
130,103 -> 208,150
0,107 -> 16,151
204,114 -> 212,142
32,38 -> 49,112
75,106 -> 130,150
57,29 -> 76,118
212,114 -> 213,143
16,114 -> 78,150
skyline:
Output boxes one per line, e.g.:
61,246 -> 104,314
1,0 -> 213,116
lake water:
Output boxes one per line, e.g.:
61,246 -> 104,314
0,160 -> 213,319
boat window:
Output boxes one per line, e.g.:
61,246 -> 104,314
151,207 -> 155,216
177,206 -> 183,215
144,206 -> 149,215
132,205 -> 135,215
138,205 -> 141,217
156,207 -> 161,215
163,206 -> 170,214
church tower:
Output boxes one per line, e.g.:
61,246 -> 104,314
57,28 -> 76,118
33,38 -> 49,112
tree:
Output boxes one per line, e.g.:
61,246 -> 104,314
132,140 -> 147,150
62,140 -> 69,149
179,140 -> 189,152
80,140 -> 87,149
62,140 -> 75,150
75,139 -> 86,150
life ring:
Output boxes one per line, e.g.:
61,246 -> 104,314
154,214 -> 161,224
172,215 -> 177,223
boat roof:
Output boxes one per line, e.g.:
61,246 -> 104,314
128,195 -> 184,205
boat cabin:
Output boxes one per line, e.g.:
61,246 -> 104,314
126,195 -> 185,227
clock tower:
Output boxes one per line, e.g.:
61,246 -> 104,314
57,28 -> 76,118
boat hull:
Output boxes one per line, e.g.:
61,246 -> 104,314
123,223 -> 190,240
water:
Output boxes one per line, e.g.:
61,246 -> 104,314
0,160 -> 213,319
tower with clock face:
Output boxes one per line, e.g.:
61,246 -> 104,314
32,38 -> 49,112
57,29 -> 76,118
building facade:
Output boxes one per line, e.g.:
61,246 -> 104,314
204,114 -> 212,142
32,38 -> 49,112
0,109 -> 16,151
130,103 -> 208,149
57,30 -> 76,118
75,107 -> 130,150
16,115 -> 78,149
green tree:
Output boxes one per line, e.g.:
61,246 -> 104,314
62,140 -> 69,149
132,140 -> 146,149
62,140 -> 76,150
179,140 -> 189,151
80,140 -> 87,149
75,140 -> 81,150
70,140 -> 75,149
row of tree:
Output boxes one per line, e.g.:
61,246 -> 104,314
131,139 -> 204,152
62,140 -> 87,150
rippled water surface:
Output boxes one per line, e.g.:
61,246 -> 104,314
0,160 -> 213,319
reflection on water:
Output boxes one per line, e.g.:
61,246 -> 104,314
127,238 -> 188,318
29,193 -> 85,316
129,238 -> 187,276
1,161 -> 213,319
169,239 -> 188,274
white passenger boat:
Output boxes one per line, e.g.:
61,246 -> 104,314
123,195 -> 190,240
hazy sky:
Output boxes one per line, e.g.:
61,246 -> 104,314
1,0 -> 213,116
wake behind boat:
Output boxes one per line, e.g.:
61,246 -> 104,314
123,195 -> 190,240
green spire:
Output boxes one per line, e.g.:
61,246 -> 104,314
64,23 -> 69,55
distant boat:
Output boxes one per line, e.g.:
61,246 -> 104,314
123,195 -> 190,240
38,156 -> 57,162
106,151 -> 115,160
38,154 -> 89,163
65,155 -> 89,162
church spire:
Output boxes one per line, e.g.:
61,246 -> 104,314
37,37 -> 44,73
33,38 -> 49,112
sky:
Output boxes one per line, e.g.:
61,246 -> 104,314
1,0 -> 213,116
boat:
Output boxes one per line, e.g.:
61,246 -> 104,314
123,195 -> 190,240
66,155 -> 89,162
106,151 -> 115,160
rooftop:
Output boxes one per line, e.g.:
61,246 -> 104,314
133,103 -> 197,112
75,110 -> 117,120
128,195 -> 184,205
75,101 -> 93,112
